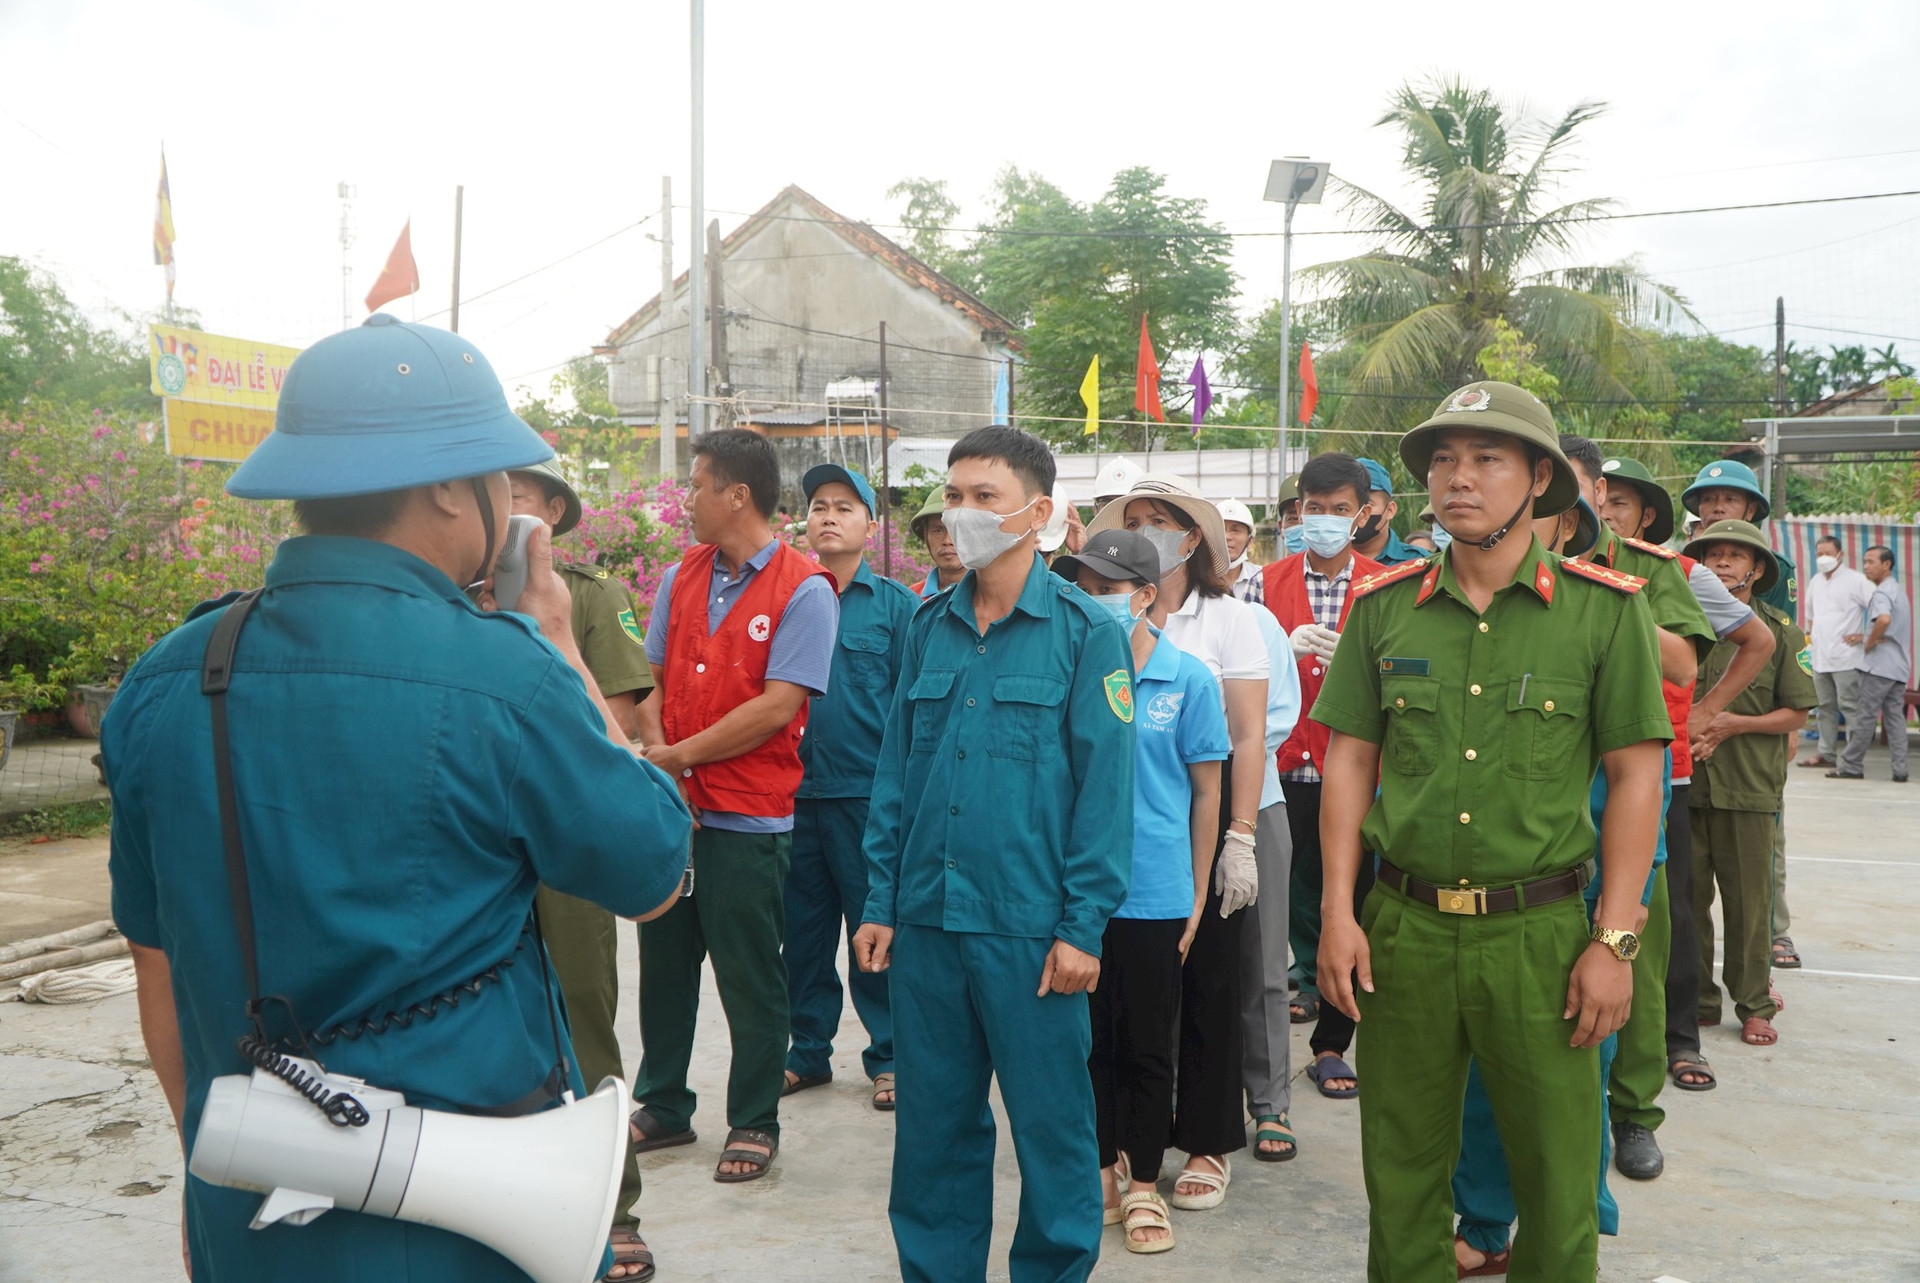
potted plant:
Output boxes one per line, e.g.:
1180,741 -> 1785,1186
0,668 -> 60,774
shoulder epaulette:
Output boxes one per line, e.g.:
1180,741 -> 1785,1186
1350,558 -> 1430,600
1621,536 -> 1678,561
1563,559 -> 1646,595
557,560 -> 610,580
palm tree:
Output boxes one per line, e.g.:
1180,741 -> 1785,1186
1301,79 -> 1693,437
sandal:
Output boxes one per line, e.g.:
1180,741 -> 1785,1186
1102,1152 -> 1133,1225
1168,1154 -> 1229,1210
1119,1190 -> 1175,1254
628,1108 -> 697,1154
1455,1235 -> 1511,1278
782,1070 -> 832,1097
1668,1057 -> 1717,1092
1289,994 -> 1320,1024
1741,1017 -> 1778,1046
871,1072 -> 895,1112
1252,1114 -> 1298,1162
1306,1053 -> 1360,1100
603,1226 -> 655,1283
1771,936 -> 1801,969
712,1127 -> 777,1183
1769,984 -> 1786,1014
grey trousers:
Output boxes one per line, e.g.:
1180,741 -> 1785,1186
1814,668 -> 1863,760
1840,672 -> 1912,778
1239,800 -> 1293,1117
1771,810 -> 1791,939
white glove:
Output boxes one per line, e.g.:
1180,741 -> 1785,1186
1288,622 -> 1340,661
1214,829 -> 1259,917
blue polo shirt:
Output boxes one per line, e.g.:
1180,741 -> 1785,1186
861,553 -> 1136,955
103,536 -> 692,1281
798,560 -> 921,799
1119,631 -> 1229,920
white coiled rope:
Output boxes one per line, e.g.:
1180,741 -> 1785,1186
13,958 -> 139,1004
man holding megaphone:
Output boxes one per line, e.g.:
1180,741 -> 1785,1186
102,317 -> 693,1282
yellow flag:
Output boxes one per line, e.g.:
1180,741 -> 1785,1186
1080,355 -> 1100,436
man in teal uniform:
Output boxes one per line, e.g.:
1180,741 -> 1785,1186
105,317 -> 693,1282
783,463 -> 920,1111
1679,460 -> 1803,971
1316,382 -> 1670,1281
854,426 -> 1136,1283
1353,457 -> 1426,567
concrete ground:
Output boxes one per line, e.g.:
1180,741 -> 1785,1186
3,748 -> 1916,1281
0,738 -> 109,817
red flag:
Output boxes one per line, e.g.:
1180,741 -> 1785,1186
1297,342 -> 1319,425
1135,314 -> 1165,423
365,220 -> 420,313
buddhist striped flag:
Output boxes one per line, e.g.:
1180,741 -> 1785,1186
153,149 -> 176,299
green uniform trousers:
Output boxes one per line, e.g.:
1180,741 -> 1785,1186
1607,866 -> 1670,1131
1692,805 -> 1778,1023
634,826 -> 791,1140
1357,883 -> 1602,1283
535,884 -> 642,1227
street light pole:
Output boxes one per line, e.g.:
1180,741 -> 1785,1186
687,0 -> 707,439
1263,158 -> 1329,506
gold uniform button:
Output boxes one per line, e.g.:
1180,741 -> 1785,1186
1459,812 -> 1472,824
1478,622 -> 1489,633
1395,697 -> 1406,708
1464,749 -> 1477,761
1469,683 -> 1482,696
1544,699 -> 1556,711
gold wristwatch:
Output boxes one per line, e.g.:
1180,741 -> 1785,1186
1590,927 -> 1641,962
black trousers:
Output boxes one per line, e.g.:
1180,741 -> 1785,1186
1172,770 -> 1245,1157
1284,777 -> 1374,1059
1088,916 -> 1185,1181
1664,781 -> 1702,1060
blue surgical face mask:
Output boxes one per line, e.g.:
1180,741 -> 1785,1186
1300,513 -> 1355,559
1431,524 -> 1453,551
1282,524 -> 1306,555
1089,591 -> 1144,626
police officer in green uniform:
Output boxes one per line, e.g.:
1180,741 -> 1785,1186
1680,460 -> 1803,971
1314,381 -> 1671,1281
506,460 -> 657,1281
1681,520 -> 1816,1050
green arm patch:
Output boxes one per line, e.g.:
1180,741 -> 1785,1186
1104,670 -> 1134,723
1795,644 -> 1813,676
618,607 -> 644,645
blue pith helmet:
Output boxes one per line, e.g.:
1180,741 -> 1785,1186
228,316 -> 553,500
1680,459 -> 1769,524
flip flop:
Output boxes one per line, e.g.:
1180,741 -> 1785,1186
1119,1190 -> 1176,1255
871,1072 -> 895,1112
1252,1114 -> 1298,1162
713,1127 -> 777,1183
1668,1057 -> 1717,1092
1741,1017 -> 1778,1046
1772,937 -> 1802,969
603,1227 -> 655,1283
1307,1054 -> 1360,1099
781,1071 -> 832,1097
628,1108 -> 696,1154
1455,1236 -> 1511,1278
1289,994 -> 1320,1024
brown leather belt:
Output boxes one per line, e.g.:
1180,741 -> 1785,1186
1377,858 -> 1591,916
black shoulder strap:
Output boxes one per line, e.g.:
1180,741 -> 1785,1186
201,590 -> 266,1037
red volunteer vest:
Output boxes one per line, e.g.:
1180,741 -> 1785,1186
1665,551 -> 1699,779
662,542 -> 828,815
1261,549 -> 1384,775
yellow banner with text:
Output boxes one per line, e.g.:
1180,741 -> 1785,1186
149,324 -> 302,412
163,399 -> 276,463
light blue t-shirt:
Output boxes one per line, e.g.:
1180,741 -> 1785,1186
1118,631 -> 1230,920
1249,607 -> 1303,810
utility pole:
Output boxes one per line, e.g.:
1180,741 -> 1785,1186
1768,295 -> 1787,509
658,176 -> 676,479
707,218 -> 728,425
687,0 -> 707,438
879,321 -> 891,578
449,185 -> 464,333
337,182 -> 356,331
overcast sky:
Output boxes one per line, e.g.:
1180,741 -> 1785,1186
6,0 -> 1918,402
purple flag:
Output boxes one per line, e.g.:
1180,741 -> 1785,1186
1186,355 -> 1212,435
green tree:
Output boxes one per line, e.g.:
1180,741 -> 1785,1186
0,258 -> 161,414
885,177 -> 964,277
1299,79 -> 1690,437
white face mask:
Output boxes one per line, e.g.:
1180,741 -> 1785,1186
1135,525 -> 1192,576
944,497 -> 1039,570
1816,554 -> 1840,575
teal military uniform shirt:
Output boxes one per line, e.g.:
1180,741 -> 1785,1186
104,537 -> 692,1281
798,560 -> 921,799
861,553 -> 1136,955
1312,541 -> 1672,886
1374,527 -> 1427,566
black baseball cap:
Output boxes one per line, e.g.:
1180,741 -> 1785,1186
1052,528 -> 1160,587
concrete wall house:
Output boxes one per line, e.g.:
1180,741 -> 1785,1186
597,184 -> 1019,487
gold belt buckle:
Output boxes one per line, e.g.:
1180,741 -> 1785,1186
1438,886 -> 1488,915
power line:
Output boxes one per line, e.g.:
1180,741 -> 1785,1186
416,214 -> 655,324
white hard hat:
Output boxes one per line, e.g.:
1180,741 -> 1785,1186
1217,498 -> 1255,531
1038,483 -> 1072,554
1092,458 -> 1147,504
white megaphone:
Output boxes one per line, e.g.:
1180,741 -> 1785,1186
189,1058 -> 626,1283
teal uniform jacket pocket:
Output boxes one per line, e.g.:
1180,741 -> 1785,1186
908,669 -> 956,754
838,629 -> 892,690
1380,674 -> 1440,777
987,673 -> 1068,762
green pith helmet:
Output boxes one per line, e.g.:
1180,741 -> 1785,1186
1598,456 -> 1676,543
910,489 -> 947,541
1681,459 -> 1769,524
510,459 -> 583,536
1562,496 -> 1601,558
1683,519 -> 1780,594
1277,473 -> 1300,508
1398,381 -> 1578,517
